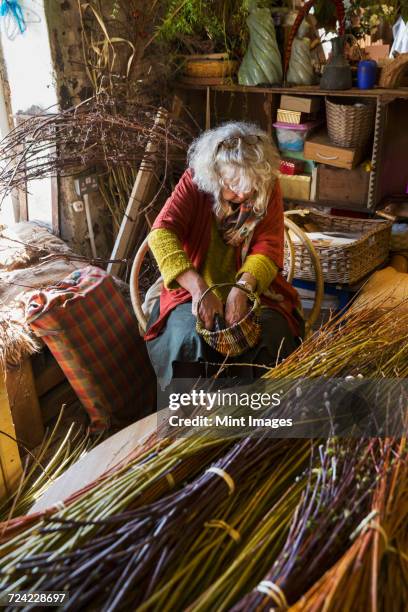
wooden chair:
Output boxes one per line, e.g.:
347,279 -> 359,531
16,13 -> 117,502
130,212 -> 324,336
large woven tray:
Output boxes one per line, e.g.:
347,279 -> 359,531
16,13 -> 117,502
284,210 -> 392,285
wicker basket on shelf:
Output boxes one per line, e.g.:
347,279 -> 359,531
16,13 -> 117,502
326,98 -> 376,148
182,53 -> 238,78
284,210 -> 392,285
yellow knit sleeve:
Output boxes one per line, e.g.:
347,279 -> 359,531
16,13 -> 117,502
236,254 -> 278,295
148,228 -> 194,289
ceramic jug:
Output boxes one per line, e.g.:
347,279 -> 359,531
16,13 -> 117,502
320,36 -> 352,90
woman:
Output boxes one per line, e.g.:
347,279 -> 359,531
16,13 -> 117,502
145,121 -> 304,388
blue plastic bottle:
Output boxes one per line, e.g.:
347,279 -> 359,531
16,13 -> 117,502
357,60 -> 377,89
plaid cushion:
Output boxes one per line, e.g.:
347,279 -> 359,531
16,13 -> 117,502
26,266 -> 156,431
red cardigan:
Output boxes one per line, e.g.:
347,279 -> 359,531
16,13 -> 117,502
144,169 -> 301,340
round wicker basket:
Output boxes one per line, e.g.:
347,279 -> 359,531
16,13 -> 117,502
196,283 -> 261,357
183,53 -> 239,78
326,98 -> 376,148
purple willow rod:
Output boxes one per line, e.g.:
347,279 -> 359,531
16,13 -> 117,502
2,438 -> 295,608
232,439 -> 386,611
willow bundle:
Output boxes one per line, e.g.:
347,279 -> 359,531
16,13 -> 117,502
0,96 -> 192,196
0,429 -> 163,542
0,305 -> 407,610
0,414 -> 93,525
289,438 -> 408,612
1,439 -> 311,610
230,439 -> 395,611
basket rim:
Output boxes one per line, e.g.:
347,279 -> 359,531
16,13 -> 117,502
293,209 -> 392,250
196,304 -> 261,337
196,282 -> 261,330
325,97 -> 376,109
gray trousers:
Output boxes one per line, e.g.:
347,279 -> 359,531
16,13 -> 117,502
147,302 -> 303,389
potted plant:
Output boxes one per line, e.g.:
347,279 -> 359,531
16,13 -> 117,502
155,0 -> 280,83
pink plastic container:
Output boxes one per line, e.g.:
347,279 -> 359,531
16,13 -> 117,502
273,121 -> 320,152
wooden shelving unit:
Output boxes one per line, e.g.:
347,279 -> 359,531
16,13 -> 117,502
175,83 -> 408,212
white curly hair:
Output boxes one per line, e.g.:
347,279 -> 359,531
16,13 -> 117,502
187,121 -> 280,217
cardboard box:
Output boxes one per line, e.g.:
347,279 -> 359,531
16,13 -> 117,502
304,132 -> 365,170
278,172 -> 311,201
280,95 -> 321,114
316,164 -> 370,206
365,44 -> 390,62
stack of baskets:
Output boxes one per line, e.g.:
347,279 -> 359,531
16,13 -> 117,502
284,210 -> 392,285
325,97 -> 376,149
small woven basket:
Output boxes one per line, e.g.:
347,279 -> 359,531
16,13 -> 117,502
183,53 -> 238,78
326,97 -> 376,148
196,283 -> 262,357
283,210 -> 391,285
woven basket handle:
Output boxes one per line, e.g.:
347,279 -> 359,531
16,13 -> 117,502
283,0 -> 346,76
196,282 -> 260,325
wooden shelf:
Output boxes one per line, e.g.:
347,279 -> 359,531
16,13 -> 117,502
175,83 -> 408,211
177,81 -> 408,100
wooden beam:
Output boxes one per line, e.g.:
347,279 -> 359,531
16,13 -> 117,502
0,367 -> 23,501
107,107 -> 169,278
32,350 -> 66,398
263,92 -> 273,137
6,358 -> 44,450
14,115 -> 29,222
51,148 -> 59,235
177,82 -> 408,99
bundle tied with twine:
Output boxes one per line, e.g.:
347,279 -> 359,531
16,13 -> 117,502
0,301 -> 407,610
0,315 -> 40,370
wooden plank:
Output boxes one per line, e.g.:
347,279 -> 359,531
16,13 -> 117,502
40,381 -> 78,424
30,410 -> 159,513
18,184 -> 28,222
15,115 -> 29,222
263,93 -> 273,137
32,351 -> 66,398
176,82 -> 408,99
6,359 -> 44,450
51,148 -> 59,235
107,108 -> 169,278
376,99 -> 408,207
0,42 -> 20,222
316,165 -> 370,207
368,98 -> 387,209
0,367 -> 23,500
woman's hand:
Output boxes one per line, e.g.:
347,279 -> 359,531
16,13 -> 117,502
225,287 -> 250,327
176,269 -> 224,330
193,290 -> 224,331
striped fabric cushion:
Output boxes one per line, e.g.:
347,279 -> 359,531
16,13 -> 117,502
26,266 -> 156,431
